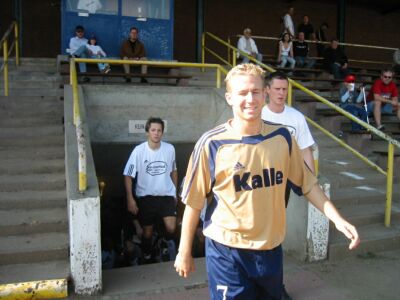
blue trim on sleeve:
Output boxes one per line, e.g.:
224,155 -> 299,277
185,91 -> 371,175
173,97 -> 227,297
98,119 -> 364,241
287,179 -> 303,196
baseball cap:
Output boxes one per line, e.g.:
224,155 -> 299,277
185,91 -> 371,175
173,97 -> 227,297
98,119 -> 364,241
344,74 -> 356,83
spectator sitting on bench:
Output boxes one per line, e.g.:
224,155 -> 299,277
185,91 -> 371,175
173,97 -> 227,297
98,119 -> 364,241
87,35 -> 111,74
323,39 -> 350,80
121,27 -> 148,83
367,69 -> 399,130
68,25 -> 90,82
277,32 -> 295,75
297,15 -> 314,40
293,31 -> 316,70
315,22 -> 329,58
339,74 -> 368,133
237,28 -> 263,64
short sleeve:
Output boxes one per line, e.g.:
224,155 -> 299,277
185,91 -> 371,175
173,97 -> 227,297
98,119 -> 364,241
170,145 -> 177,172
296,114 -> 315,150
181,141 -> 212,210
391,83 -> 398,97
123,149 -> 138,178
287,137 -> 318,196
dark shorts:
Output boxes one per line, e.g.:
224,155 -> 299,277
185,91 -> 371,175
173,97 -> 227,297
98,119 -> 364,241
136,195 -> 177,226
206,238 -> 283,300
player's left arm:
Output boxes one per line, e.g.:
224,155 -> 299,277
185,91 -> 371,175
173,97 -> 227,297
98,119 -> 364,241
305,184 -> 360,250
301,146 -> 315,174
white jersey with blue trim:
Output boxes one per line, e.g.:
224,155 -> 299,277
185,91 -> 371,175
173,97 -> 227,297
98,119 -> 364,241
181,120 -> 317,250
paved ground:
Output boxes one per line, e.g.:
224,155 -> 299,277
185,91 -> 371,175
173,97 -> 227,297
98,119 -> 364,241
70,248 -> 400,300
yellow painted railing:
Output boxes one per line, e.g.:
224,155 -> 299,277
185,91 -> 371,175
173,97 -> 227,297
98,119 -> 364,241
203,31 -> 399,227
229,34 -> 396,66
1,21 -> 20,96
69,58 -> 226,192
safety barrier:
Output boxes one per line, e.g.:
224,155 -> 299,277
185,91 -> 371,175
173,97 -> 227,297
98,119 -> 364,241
0,21 -> 20,96
69,58 -> 226,192
228,34 -> 396,67
203,31 -> 399,227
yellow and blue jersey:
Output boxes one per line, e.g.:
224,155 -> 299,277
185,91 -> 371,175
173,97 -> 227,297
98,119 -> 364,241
181,120 -> 317,250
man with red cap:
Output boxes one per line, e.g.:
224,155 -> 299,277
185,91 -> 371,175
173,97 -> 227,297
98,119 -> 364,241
367,69 -> 399,130
339,74 -> 368,132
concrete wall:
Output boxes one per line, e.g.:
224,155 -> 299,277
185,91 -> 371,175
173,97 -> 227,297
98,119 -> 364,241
64,85 -> 102,295
82,85 -> 232,143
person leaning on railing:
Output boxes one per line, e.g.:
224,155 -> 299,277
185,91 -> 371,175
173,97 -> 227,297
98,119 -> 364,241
237,28 -> 263,64
339,74 -> 368,133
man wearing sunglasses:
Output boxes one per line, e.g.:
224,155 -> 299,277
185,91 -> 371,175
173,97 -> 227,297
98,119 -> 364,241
367,69 -> 399,130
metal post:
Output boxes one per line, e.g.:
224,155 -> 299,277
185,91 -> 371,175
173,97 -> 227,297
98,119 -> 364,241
3,40 -> 9,96
337,0 -> 346,43
196,0 -> 204,63
201,33 -> 205,72
384,143 -> 394,227
216,66 -> 221,88
232,49 -> 237,67
76,118 -> 87,193
14,21 -> 20,66
70,60 -> 80,126
227,37 -> 231,65
287,81 -> 293,107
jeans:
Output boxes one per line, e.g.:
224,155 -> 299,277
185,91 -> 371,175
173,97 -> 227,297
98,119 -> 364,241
341,104 -> 368,131
72,45 -> 89,73
279,55 -> 296,69
89,54 -> 109,72
330,63 -> 350,79
295,56 -> 316,68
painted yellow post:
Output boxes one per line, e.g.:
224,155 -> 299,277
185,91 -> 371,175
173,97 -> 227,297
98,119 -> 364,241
227,37 -> 231,65
232,49 -> 237,67
3,40 -> 9,96
287,81 -> 293,107
70,60 -> 80,126
216,66 -> 221,88
14,21 -> 20,66
0,278 -> 67,299
312,144 -> 319,177
384,142 -> 394,227
201,32 -> 205,72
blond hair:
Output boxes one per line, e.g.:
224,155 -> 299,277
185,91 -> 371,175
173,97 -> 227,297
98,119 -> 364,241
225,63 -> 266,92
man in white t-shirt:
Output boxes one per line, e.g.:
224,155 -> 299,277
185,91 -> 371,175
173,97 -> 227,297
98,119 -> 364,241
237,28 -> 263,64
123,117 -> 178,263
262,71 -> 315,173
262,71 -> 315,300
283,6 -> 295,38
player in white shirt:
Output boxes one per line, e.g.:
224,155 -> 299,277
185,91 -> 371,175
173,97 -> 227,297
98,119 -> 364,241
124,117 -> 178,263
262,71 -> 315,173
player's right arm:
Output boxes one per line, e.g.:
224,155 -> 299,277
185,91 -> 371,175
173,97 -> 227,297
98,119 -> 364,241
174,205 -> 201,278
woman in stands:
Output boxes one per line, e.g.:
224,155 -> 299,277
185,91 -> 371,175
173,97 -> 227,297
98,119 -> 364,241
277,32 -> 296,75
86,35 -> 111,73
339,74 -> 368,132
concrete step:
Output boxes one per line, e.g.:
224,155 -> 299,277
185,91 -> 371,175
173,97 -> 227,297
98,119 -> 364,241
336,203 -> 400,227
0,173 -> 65,192
0,260 -> 70,285
328,219 -> 400,261
0,88 -> 63,97
0,207 -> 68,236
0,232 -> 69,265
0,114 -> 63,127
0,125 -> 63,139
7,80 -> 60,89
0,145 -> 64,159
330,185 -> 387,206
0,134 -> 64,147
0,158 -> 65,175
0,99 -> 63,112
0,190 -> 66,210
325,171 -> 387,189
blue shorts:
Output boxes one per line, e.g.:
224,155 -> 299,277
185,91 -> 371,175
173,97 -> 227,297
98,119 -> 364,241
367,101 -> 394,115
206,238 -> 283,300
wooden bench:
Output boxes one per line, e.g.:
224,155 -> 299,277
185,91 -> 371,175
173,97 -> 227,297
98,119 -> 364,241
59,70 -> 192,86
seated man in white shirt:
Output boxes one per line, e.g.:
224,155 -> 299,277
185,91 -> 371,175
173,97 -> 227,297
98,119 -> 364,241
68,25 -> 90,81
237,28 -> 263,64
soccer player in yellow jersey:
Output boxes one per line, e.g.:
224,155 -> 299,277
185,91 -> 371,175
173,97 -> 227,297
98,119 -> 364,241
174,63 -> 360,299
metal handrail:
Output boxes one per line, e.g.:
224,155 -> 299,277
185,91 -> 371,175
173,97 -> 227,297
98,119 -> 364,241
1,21 -> 20,96
69,58 -> 227,192
203,31 -> 398,227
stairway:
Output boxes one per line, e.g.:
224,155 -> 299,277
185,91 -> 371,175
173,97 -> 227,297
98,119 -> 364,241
293,78 -> 400,261
0,58 -> 69,284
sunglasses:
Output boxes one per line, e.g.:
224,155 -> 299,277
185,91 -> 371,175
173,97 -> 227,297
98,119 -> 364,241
383,75 -> 392,79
